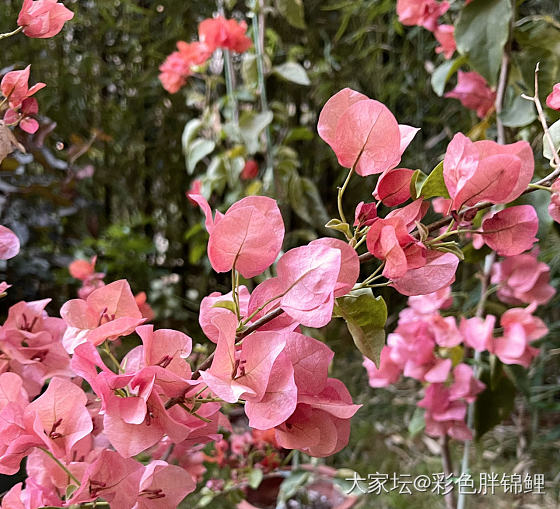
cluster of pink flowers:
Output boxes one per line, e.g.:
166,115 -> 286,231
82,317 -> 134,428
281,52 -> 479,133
68,255 -> 154,320
396,0 -> 496,118
159,16 -> 252,93
364,277 -> 550,440
1,66 -> 45,134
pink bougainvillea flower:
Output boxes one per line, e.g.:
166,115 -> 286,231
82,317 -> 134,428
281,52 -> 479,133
199,286 -> 250,343
60,279 -> 145,352
24,377 -> 93,460
391,251 -> 459,296
68,256 -> 99,280
373,168 -> 414,206
445,71 -> 496,118
135,292 -> 155,321
489,306 -> 547,368
434,24 -> 456,59
449,364 -> 485,403
418,383 -> 472,440
1,66 -> 45,110
548,178 -> 560,223
136,461 -> 196,509
274,378 -> 360,458
443,133 -> 534,211
68,450 -> 144,508
241,159 -> 259,180
318,88 -> 418,176
479,205 -> 538,256
491,253 -> 555,306
4,97 -> 40,134
408,286 -> 452,314
353,201 -> 377,227
546,83 -> 560,110
270,243 -> 341,327
188,193 -> 284,278
363,347 -> 402,388
397,0 -> 450,32
0,225 -> 20,260
431,315 -> 462,347
459,315 -> 496,352
17,0 -> 74,38
198,16 -> 252,54
366,216 -> 425,279
309,237 -> 360,297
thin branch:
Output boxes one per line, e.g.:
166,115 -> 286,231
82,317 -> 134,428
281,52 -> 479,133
440,435 -> 456,509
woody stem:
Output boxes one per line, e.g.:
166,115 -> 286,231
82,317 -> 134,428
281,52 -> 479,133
0,26 -> 23,40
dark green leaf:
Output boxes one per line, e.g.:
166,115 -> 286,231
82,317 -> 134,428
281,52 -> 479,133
274,0 -> 306,29
335,288 -> 387,367
431,55 -> 467,97
455,0 -> 513,85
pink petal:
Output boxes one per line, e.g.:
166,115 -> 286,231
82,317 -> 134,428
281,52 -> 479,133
0,225 -> 20,260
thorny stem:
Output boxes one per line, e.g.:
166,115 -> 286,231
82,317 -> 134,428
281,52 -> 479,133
0,26 -> 23,40
39,447 -> 81,486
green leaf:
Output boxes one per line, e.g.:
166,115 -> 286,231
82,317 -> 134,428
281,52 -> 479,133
186,138 -> 215,174
272,62 -> 311,86
543,119 -> 560,162
325,219 -> 352,239
418,161 -> 450,199
288,174 -> 329,227
335,288 -> 387,367
499,91 -> 537,128
474,365 -> 516,439
212,300 -> 237,313
431,55 -> 467,97
248,468 -> 264,489
408,407 -> 426,438
274,0 -> 306,29
455,0 -> 513,86
181,118 -> 203,151
409,169 -> 427,199
238,111 -> 274,154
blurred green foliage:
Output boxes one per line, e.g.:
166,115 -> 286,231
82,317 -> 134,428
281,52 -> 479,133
1,0 -> 560,506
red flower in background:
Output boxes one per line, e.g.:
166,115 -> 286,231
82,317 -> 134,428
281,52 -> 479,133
241,159 -> 258,180
198,16 -> 252,54
17,0 -> 74,39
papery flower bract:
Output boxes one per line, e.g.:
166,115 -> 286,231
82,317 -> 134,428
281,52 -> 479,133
69,256 -> 98,280
199,286 -> 250,343
68,450 -> 144,508
434,24 -> 456,59
318,88 -> 418,176
449,364 -> 485,403
443,133 -> 534,211
491,253 -> 555,306
373,168 -> 414,206
17,0 -> 74,38
459,315 -> 495,352
548,179 -> 560,223
353,201 -> 377,227
158,41 -> 210,94
274,378 -> 361,457
60,279 -> 145,352
546,83 -> 560,110
198,16 -> 252,54
418,383 -> 472,440
188,193 -> 284,279
1,66 -> 45,110
363,347 -> 401,388
136,461 -> 195,509
309,237 -> 360,298
0,225 -> 20,260
25,377 -> 93,459
408,286 -> 452,314
391,251 -> 459,296
445,71 -> 496,118
480,205 -> 538,256
396,0 -> 450,31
